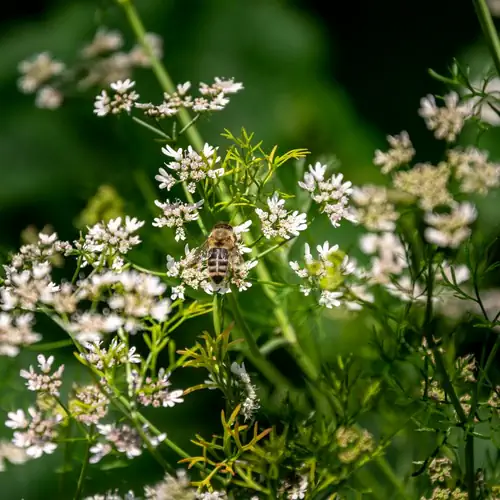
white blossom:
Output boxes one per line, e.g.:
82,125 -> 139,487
290,243 -> 372,310
75,216 -> 144,269
230,362 -> 260,420
6,407 -> 62,459
424,202 -> 477,248
17,52 -> 65,94
373,131 -> 415,174
35,86 -> 63,109
153,199 -> 204,241
84,490 -> 138,500
144,471 -> 195,500
135,368 -> 184,408
20,354 -> 64,396
0,441 -> 29,471
350,185 -> 399,231
360,232 -> 407,284
448,147 -> 500,195
418,92 -> 470,142
298,162 -> 354,227
128,33 -> 163,67
82,338 -> 141,371
1,263 -> 58,312
71,384 -> 109,426
138,76 -> 242,119
255,193 -> 307,239
157,144 -> 222,193
0,313 -> 41,357
81,28 -> 124,59
199,77 -> 244,96
93,79 -> 139,117
393,163 -> 453,210
90,423 -> 163,463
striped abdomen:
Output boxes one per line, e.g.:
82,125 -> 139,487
208,247 -> 229,284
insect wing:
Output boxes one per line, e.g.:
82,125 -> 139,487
185,240 -> 209,268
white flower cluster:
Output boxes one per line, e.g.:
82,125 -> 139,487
84,491 -> 138,500
152,198 -> 204,241
5,407 -> 63,459
81,338 -> 141,371
17,52 -> 65,109
290,242 -> 373,310
89,471 -> 231,500
418,92 -> 471,142
137,77 -> 243,118
144,471 -> 195,500
349,185 -> 399,232
424,202 -> 477,248
18,29 -> 163,109
230,362 -> 260,421
0,313 -> 41,357
71,384 -> 109,426
74,216 -> 144,270
298,162 -> 354,227
20,354 -> 64,397
279,475 -> 309,500
75,270 -> 171,336
9,231 -> 71,269
1,261 -> 58,311
90,423 -> 165,463
166,221 -> 257,294
255,193 -> 307,239
392,162 -> 453,211
0,440 -> 29,472
4,354 -> 66,458
447,147 -> 500,195
94,79 -> 139,117
360,232 -> 407,284
373,131 -> 415,174
80,31 -> 162,88
156,143 -> 223,194
132,368 -> 184,408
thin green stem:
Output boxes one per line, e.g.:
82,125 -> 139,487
423,252 -> 475,499
254,239 -> 290,260
117,0 -> 207,236
213,294 -> 221,336
227,293 -> 298,392
473,0 -> 500,77
26,339 -> 73,350
117,0 -> 318,380
132,116 -> 171,139
44,312 -> 196,470
73,439 -> 91,500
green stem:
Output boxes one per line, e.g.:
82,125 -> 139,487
117,0 -> 207,236
213,294 -> 221,336
73,439 -> 91,500
132,116 -> 171,139
423,252 -> 475,499
254,239 -> 290,259
473,0 -> 500,77
117,0 -> 318,382
227,293 -> 298,392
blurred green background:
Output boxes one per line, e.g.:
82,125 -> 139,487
1,0 -> 499,498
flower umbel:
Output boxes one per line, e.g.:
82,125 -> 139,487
418,92 -> 470,142
157,144 -> 223,193
298,162 -> 354,227
255,193 -> 308,240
